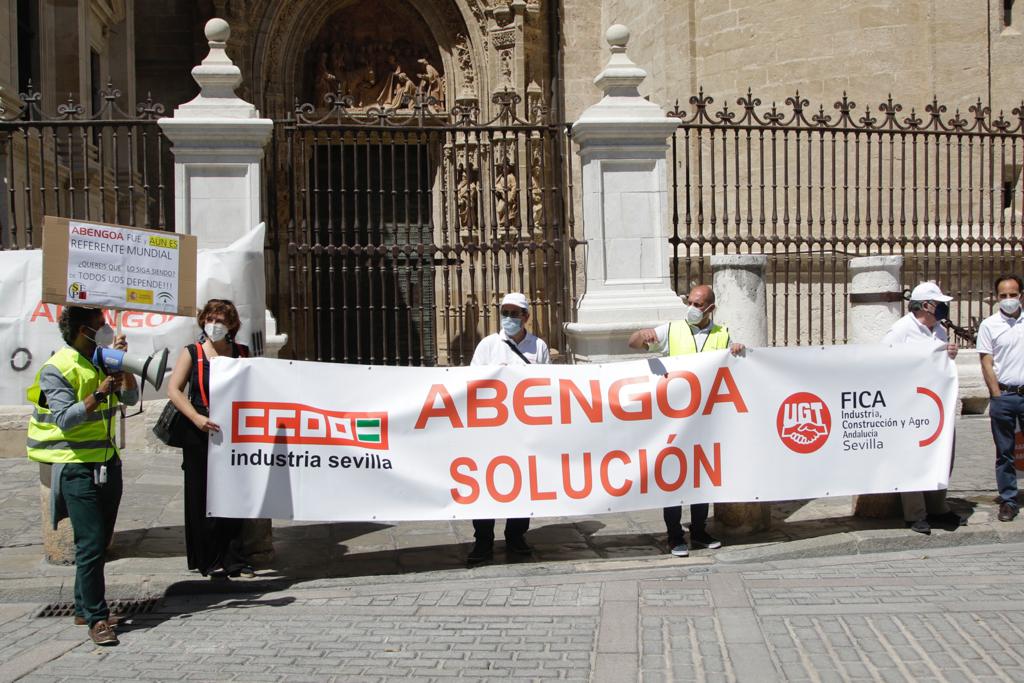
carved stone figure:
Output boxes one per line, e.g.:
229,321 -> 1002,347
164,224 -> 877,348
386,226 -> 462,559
457,164 -> 479,232
417,58 -> 445,108
377,53 -> 404,106
529,146 -> 544,231
390,72 -> 417,108
493,158 -> 519,228
499,49 -> 513,87
454,35 -> 475,93
314,51 -> 336,105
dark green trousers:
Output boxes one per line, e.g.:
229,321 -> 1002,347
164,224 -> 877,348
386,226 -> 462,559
60,459 -> 122,627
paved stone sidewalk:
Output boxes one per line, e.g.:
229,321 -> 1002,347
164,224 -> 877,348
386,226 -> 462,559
3,542 -> 1024,681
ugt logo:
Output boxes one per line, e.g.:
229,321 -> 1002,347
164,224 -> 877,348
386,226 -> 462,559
776,392 -> 831,454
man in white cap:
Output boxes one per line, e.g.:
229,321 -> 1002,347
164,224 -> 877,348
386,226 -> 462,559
882,281 -> 962,534
467,292 -> 549,565
977,275 -> 1024,522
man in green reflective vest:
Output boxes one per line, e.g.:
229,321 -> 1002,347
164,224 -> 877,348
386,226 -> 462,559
627,284 -> 744,558
26,306 -> 138,646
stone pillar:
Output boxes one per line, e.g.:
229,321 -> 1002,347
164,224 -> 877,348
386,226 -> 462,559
159,18 -> 275,561
563,25 -> 685,362
847,255 -> 906,519
710,255 -> 772,533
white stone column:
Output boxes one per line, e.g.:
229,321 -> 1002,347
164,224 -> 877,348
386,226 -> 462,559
159,18 -> 272,250
563,25 -> 685,362
159,18 -> 275,561
847,255 -> 907,519
848,255 -> 904,344
710,255 -> 771,533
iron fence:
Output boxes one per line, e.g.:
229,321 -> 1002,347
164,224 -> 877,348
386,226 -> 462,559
669,90 -> 1024,346
0,83 -> 173,250
264,92 -> 579,365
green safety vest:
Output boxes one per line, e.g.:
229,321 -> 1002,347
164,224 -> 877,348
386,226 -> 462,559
25,347 -> 119,464
667,321 -> 730,356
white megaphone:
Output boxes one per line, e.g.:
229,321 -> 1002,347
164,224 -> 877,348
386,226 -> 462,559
92,347 -> 170,391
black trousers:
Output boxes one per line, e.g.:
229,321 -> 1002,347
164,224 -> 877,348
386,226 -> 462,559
183,443 -> 246,575
663,503 -> 709,547
473,518 -> 530,544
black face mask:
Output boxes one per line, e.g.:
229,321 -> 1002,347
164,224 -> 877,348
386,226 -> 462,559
933,302 -> 949,321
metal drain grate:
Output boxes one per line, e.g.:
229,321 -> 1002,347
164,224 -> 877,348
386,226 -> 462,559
36,597 -> 160,619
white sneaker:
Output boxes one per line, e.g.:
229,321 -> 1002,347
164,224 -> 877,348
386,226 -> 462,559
670,543 -> 689,557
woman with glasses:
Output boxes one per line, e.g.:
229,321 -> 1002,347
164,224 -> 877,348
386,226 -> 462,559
166,299 -> 255,578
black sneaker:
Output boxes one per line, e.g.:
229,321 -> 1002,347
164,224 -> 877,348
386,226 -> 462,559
505,536 -> 533,555
906,519 -> 931,535
689,528 -> 722,550
467,541 -> 494,565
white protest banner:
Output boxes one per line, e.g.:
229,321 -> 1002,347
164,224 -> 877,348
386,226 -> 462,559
207,343 -> 958,521
0,225 -> 266,405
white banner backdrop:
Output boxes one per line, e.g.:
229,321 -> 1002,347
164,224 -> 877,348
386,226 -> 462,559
0,224 -> 266,404
207,344 -> 958,521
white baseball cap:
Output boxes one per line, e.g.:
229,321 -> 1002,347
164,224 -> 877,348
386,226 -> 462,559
500,292 -> 530,311
909,282 -> 953,302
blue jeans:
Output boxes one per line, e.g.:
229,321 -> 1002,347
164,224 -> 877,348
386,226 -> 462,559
990,393 -> 1024,508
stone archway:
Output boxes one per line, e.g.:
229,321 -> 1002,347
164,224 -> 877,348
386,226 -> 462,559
250,0 -> 488,117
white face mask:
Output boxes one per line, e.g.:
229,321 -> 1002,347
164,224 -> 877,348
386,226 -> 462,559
204,322 -> 229,342
87,324 -> 115,348
501,316 -> 523,337
999,296 -> 1022,316
684,304 -> 706,326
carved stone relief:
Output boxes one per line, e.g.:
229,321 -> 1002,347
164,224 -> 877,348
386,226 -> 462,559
303,3 -> 446,109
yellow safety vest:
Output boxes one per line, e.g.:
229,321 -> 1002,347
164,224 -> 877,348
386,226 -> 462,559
25,347 -> 119,464
667,321 -> 730,356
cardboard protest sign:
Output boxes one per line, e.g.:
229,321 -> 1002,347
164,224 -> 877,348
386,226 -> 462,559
42,216 -> 197,316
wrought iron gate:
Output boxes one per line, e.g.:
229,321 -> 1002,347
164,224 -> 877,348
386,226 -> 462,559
0,83 -> 173,250
265,94 -> 579,365
668,90 -> 1024,346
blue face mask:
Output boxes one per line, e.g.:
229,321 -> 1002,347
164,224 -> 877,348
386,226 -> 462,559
501,316 -> 523,336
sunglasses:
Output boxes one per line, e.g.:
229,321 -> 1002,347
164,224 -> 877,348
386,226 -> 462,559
500,309 -> 525,319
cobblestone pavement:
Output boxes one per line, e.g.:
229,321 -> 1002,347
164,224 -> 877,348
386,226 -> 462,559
3,542 -> 1024,681
0,415 -> 1022,680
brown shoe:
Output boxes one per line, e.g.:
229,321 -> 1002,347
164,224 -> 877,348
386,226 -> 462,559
88,620 -> 119,646
74,614 -> 121,627
998,502 -> 1019,522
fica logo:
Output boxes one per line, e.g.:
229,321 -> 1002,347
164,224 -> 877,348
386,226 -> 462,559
776,392 -> 831,454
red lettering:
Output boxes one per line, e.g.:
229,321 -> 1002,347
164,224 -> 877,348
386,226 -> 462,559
514,378 -> 553,426
467,380 -> 509,427
561,452 -> 593,499
558,379 -> 603,424
415,384 -> 464,429
528,455 -> 556,500
486,455 -> 522,503
600,450 -> 632,496
638,448 -> 649,493
30,301 -> 56,323
703,367 -> 748,415
122,312 -> 143,329
656,371 -> 701,418
609,377 -> 652,421
450,458 -> 480,504
694,443 -> 721,487
654,447 -> 687,491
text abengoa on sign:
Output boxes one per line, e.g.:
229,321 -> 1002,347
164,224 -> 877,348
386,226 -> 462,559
41,216 -> 198,316
207,344 -> 958,522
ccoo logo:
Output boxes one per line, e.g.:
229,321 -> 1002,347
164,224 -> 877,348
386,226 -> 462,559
777,392 -> 831,454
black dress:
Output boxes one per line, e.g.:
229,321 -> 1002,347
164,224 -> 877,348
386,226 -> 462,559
181,342 -> 249,576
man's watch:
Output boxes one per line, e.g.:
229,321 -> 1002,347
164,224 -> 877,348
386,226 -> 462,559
92,390 -> 108,403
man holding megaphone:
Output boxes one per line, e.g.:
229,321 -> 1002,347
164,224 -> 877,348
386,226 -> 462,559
25,306 -> 142,647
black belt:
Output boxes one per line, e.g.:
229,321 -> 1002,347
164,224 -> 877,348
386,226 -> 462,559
999,383 -> 1024,395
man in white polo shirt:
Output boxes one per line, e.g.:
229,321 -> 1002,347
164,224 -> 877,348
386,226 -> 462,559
882,282 -> 962,534
977,275 -> 1024,522
467,292 -> 550,565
